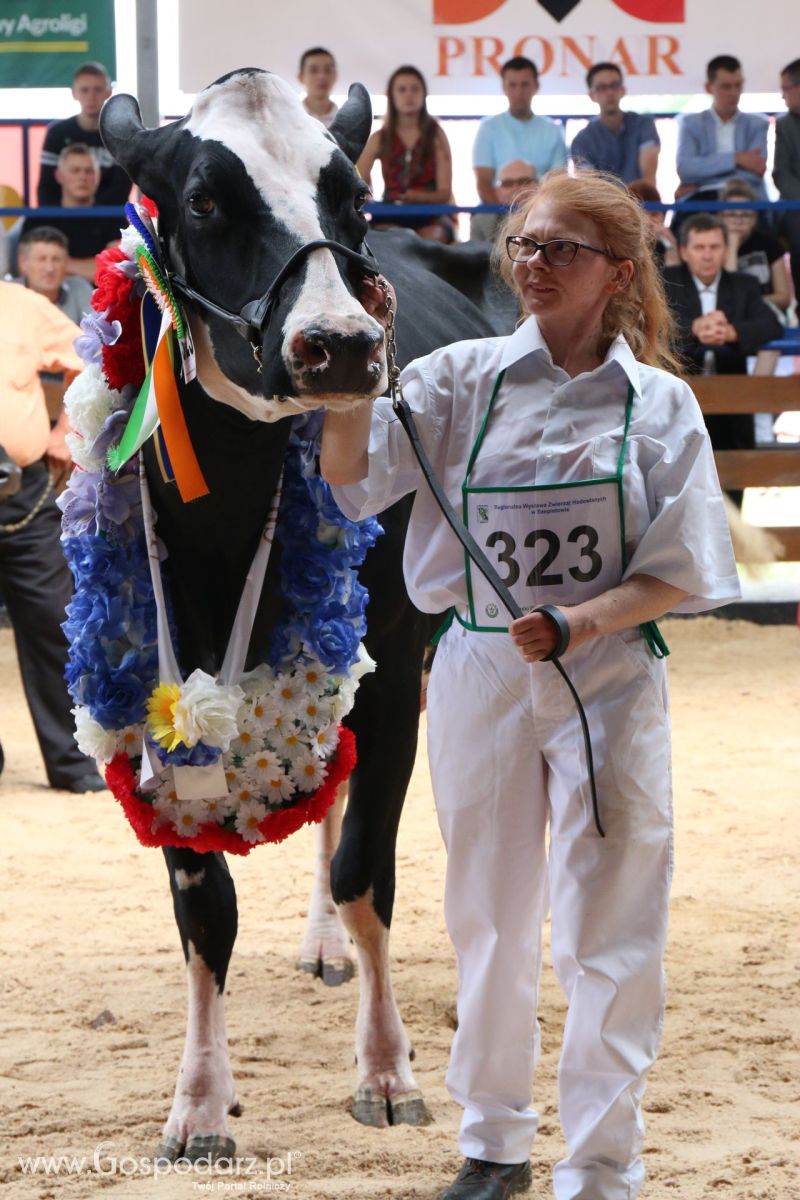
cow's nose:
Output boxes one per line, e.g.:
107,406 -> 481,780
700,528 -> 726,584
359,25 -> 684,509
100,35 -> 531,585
288,326 -> 384,392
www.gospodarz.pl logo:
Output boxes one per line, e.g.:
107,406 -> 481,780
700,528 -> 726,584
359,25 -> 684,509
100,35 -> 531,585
18,1142 -> 301,1187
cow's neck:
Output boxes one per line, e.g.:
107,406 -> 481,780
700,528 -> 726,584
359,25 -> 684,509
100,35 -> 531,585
143,378 -> 294,677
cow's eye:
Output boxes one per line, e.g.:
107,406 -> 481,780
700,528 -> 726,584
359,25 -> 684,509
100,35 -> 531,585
187,192 -> 215,217
354,184 -> 369,212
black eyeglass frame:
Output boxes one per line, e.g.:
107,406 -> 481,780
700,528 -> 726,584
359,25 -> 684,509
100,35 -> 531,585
505,235 -> 616,266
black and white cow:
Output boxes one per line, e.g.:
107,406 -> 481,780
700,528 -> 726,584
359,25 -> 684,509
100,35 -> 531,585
100,68 -> 513,1160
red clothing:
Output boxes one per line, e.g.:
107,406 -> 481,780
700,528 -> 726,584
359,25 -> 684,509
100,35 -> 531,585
381,131 -> 436,201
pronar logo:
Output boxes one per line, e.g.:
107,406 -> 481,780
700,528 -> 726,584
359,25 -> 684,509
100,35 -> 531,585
433,0 -> 684,24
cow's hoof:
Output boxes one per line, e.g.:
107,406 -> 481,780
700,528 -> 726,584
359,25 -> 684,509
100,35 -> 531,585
183,1134 -> 237,1163
153,1135 -> 185,1163
297,954 -> 355,987
322,956 -> 355,987
390,1093 -> 433,1127
350,1093 -> 390,1128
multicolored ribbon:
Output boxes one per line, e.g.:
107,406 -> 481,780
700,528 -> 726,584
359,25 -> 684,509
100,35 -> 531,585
107,211 -> 208,503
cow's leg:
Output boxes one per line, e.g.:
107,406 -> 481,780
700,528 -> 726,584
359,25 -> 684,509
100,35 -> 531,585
332,604 -> 433,1129
296,786 -> 355,986
156,847 -> 240,1163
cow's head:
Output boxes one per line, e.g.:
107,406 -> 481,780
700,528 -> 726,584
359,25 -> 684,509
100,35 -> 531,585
101,69 -> 385,421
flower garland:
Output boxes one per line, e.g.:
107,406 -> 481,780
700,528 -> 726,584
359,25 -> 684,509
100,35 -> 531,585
60,205 -> 381,854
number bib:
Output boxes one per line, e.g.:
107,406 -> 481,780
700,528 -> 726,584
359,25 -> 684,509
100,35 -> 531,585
459,373 -> 636,634
464,480 -> 623,630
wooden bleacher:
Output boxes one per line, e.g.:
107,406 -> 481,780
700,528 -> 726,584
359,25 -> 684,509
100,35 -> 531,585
688,374 -> 800,561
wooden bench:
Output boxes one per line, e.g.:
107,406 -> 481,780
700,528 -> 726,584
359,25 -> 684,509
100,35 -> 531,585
686,374 -> 800,561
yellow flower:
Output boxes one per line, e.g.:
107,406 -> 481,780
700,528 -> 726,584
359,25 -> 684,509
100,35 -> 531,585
146,682 -> 184,751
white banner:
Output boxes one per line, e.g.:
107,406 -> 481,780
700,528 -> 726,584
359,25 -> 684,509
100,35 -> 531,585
179,0 -> 788,97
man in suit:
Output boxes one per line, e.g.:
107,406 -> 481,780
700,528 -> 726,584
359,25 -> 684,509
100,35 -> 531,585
663,214 -> 782,504
676,55 -> 768,204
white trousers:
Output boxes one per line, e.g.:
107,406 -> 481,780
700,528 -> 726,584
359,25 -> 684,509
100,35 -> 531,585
427,622 -> 674,1200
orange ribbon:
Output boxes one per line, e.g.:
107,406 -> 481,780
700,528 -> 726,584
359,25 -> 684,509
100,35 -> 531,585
153,331 -> 209,503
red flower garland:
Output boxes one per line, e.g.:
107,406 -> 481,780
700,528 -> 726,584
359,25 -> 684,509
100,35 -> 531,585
91,245 -> 146,391
105,728 -> 356,855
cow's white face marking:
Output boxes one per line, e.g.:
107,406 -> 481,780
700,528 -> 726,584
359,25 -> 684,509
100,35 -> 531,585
183,71 -> 384,417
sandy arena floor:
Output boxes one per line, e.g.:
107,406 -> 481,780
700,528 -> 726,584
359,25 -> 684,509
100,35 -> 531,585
0,617 -> 798,1200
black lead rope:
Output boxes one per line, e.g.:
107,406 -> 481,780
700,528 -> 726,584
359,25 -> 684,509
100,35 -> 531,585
390,389 -> 605,839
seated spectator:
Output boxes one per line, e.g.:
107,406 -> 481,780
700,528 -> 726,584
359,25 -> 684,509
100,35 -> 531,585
358,66 -> 454,243
720,178 -> 792,319
23,145 -> 121,283
16,226 -> 93,321
37,61 -> 130,207
570,63 -> 659,184
470,159 -> 537,243
628,179 -> 680,268
774,58 -> 800,305
298,46 -> 338,129
663,214 -> 782,503
472,57 -> 566,210
676,56 -> 768,204
16,226 -> 94,422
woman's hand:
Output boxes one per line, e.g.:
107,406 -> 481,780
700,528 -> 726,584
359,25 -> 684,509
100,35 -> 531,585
509,609 -> 562,663
358,273 -> 395,322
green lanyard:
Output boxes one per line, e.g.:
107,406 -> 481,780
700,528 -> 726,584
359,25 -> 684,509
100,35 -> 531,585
454,371 -> 669,658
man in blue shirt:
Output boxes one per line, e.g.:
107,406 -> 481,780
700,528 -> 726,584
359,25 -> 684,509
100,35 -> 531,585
570,63 -> 659,184
472,57 -> 566,208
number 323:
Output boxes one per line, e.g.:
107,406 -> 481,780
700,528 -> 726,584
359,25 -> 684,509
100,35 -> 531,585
485,524 -> 602,587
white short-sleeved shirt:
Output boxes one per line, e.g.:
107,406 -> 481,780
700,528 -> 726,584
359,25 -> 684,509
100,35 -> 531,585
332,319 -> 740,617
472,111 -> 567,178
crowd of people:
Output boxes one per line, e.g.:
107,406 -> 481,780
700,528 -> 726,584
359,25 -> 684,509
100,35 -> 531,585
300,49 -> 799,323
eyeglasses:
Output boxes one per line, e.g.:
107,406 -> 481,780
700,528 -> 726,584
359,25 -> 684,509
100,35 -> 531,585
591,81 -> 623,93
505,236 -> 614,266
498,176 -> 536,188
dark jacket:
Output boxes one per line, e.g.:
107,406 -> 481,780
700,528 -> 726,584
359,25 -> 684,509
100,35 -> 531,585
663,264 -> 782,456
663,264 -> 782,375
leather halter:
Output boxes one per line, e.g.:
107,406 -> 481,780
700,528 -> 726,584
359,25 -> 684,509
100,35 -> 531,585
169,238 -> 380,368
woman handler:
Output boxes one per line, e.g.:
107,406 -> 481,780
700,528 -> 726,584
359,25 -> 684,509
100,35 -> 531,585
321,172 -> 739,1200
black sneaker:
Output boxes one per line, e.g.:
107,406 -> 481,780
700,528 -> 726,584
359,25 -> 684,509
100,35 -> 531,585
437,1157 -> 532,1200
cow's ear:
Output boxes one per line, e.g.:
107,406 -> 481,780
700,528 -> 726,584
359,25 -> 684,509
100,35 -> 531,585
100,93 -> 151,182
329,83 -> 373,163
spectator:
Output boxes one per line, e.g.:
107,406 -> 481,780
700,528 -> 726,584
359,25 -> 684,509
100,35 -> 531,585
472,56 -> 566,209
37,61 -> 130,208
16,226 -> 93,322
23,145 -> 121,284
298,46 -> 338,129
358,66 -> 454,243
470,159 -> 538,243
570,63 -> 659,184
628,179 -> 680,268
0,280 -> 105,792
16,226 -> 94,422
676,55 -> 768,203
719,178 -> 792,318
663,214 -> 782,503
774,58 -> 800,304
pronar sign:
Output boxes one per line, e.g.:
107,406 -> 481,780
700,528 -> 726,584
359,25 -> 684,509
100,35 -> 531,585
179,0 -> 786,96
0,2 -> 116,88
